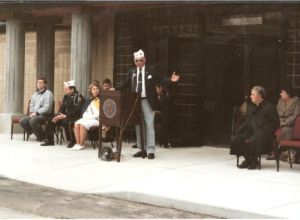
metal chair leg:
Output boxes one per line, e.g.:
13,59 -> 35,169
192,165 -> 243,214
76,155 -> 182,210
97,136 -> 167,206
60,127 -> 64,145
236,155 -> 240,167
55,126 -> 59,145
11,123 -> 13,140
276,145 -> 280,172
258,155 -> 261,170
288,149 -> 292,168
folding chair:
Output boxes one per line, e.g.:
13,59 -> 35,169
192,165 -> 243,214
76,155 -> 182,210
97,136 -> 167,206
278,115 -> 300,170
11,99 -> 31,140
232,105 -> 280,171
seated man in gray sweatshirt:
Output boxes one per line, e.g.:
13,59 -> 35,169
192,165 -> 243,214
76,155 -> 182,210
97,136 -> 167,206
20,77 -> 54,141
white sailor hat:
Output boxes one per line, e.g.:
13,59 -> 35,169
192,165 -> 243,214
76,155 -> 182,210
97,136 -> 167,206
133,49 -> 145,60
64,80 -> 76,88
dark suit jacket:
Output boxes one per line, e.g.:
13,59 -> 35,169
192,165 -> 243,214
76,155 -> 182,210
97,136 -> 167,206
116,65 -> 168,110
230,100 -> 280,155
59,92 -> 85,120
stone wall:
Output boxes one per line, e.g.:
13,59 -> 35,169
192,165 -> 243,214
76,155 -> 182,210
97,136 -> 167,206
54,29 -> 71,112
92,13 -> 114,87
0,34 -> 5,113
0,32 -> 37,114
0,14 -> 115,115
24,32 -> 37,113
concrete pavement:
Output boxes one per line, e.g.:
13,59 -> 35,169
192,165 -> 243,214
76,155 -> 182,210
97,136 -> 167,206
0,176 -> 212,219
1,134 -> 300,219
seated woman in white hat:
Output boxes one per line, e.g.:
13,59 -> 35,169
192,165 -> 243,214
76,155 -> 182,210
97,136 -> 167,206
73,83 -> 100,150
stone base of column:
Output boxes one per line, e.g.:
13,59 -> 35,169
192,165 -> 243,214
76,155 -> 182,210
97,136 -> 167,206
0,113 -> 24,134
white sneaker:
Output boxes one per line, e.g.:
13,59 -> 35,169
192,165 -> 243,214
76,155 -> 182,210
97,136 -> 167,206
72,144 -> 80,150
76,145 -> 85,151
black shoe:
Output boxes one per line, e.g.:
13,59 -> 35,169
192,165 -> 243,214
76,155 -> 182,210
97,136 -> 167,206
132,144 -> 138,148
67,142 -> 75,148
36,135 -> 45,142
248,159 -> 258,170
26,132 -> 32,140
148,153 -> 155,159
41,141 -> 54,146
238,160 -> 250,169
133,150 -> 147,158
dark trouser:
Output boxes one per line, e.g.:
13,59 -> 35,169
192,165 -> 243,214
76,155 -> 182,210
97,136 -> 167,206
155,114 -> 170,147
231,132 -> 271,161
45,118 -> 75,144
231,133 -> 257,161
19,115 -> 48,140
162,115 -> 171,146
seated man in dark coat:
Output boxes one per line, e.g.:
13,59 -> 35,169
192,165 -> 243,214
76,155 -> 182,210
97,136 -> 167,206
230,86 -> 280,169
41,80 -> 85,148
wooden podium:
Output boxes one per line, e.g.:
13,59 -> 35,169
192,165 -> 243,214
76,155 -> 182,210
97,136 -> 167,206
98,90 -> 144,162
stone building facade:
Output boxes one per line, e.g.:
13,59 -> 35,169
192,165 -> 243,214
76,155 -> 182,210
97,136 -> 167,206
1,2 -> 300,145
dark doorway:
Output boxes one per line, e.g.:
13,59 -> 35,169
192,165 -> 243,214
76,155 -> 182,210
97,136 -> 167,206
163,38 -> 246,146
249,36 -> 281,104
168,38 -> 205,146
144,38 -> 205,146
143,36 -> 280,147
202,43 -> 245,145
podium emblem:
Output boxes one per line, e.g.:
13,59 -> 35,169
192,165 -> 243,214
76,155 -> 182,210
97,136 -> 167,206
103,98 -> 117,119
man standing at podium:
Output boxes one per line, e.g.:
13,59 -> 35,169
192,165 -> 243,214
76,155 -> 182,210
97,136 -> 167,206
117,49 -> 179,159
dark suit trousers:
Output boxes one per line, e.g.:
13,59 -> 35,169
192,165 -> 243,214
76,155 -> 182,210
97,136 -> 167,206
45,118 -> 75,143
19,115 -> 48,140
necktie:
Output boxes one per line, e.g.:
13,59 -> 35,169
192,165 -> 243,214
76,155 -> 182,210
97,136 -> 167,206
137,68 -> 142,94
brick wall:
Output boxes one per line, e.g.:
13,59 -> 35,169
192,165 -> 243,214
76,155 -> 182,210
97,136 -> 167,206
0,21 -> 113,114
19,30 -> 71,114
0,32 -> 37,114
286,15 -> 300,88
92,13 -> 114,87
24,32 -> 37,113
54,29 -> 71,112
0,29 -> 72,114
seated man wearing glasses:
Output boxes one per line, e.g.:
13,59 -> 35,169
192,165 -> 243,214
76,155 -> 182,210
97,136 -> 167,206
20,77 -> 54,141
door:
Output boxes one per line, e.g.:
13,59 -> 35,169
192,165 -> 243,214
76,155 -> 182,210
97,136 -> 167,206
168,38 -> 205,146
144,36 -> 280,146
202,43 -> 246,145
168,39 -> 245,146
249,36 -> 281,104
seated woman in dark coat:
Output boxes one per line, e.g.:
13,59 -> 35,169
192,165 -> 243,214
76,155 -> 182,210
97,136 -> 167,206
230,86 -> 280,169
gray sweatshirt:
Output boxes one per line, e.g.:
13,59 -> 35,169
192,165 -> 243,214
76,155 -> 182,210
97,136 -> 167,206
29,89 -> 54,115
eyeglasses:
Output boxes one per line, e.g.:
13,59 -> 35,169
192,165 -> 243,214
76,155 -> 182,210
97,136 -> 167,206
134,59 -> 144,63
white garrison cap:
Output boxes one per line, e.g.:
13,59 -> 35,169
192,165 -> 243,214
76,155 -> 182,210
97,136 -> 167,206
64,80 -> 76,88
133,49 -> 145,59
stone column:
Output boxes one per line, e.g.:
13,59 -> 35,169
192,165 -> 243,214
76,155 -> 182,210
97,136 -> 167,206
71,13 -> 92,97
4,18 -> 25,114
0,18 -> 25,133
36,21 -> 55,92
